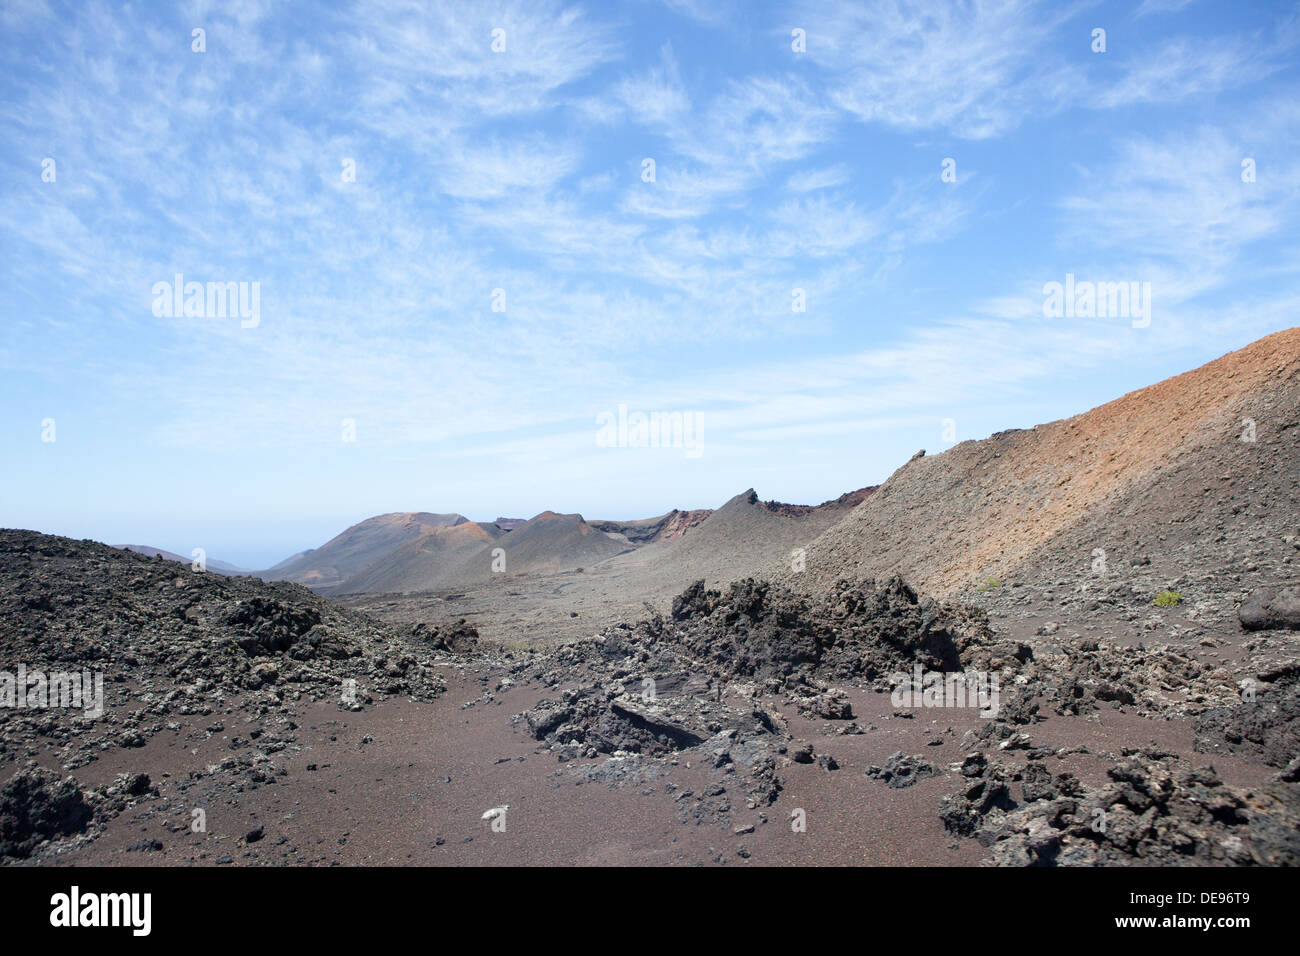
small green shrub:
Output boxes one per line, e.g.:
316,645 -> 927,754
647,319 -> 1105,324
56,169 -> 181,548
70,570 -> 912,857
1153,589 -> 1182,607
976,576 -> 1002,592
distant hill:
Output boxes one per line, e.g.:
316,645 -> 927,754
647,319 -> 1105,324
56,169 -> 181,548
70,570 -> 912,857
266,549 -> 314,572
590,508 -> 712,544
114,544 -> 249,576
333,520 -> 505,594
331,511 -> 631,594
480,510 -> 631,575
265,513 -> 468,590
601,487 -> 875,597
260,489 -> 874,598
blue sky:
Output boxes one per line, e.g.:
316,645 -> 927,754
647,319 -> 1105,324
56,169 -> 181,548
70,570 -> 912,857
2,0 -> 1298,568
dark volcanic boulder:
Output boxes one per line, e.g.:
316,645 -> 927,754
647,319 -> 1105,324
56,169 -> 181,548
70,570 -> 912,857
224,597 -> 322,653
1239,587 -> 1300,631
0,768 -> 93,859
1195,665 -> 1300,768
988,757 -> 1300,866
671,579 -> 716,620
525,699 -> 572,739
410,618 -> 480,654
658,575 -> 1002,689
866,751 -> 942,789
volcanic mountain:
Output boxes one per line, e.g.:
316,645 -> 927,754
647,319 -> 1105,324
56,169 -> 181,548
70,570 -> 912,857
329,511 -> 633,595
480,510 -> 631,575
778,327 -> 1300,604
602,486 -> 877,598
324,490 -> 875,601
266,486 -> 874,600
331,520 -> 505,594
267,512 -> 470,590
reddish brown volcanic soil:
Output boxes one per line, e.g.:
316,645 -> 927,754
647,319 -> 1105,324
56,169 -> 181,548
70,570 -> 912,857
35,666 -> 1275,867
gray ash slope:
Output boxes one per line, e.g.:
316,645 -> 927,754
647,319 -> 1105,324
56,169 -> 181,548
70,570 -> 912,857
598,487 -> 877,599
331,487 -> 878,650
966,330 -> 1300,653
291,488 -> 872,601
776,328 -> 1300,617
115,545 -> 249,576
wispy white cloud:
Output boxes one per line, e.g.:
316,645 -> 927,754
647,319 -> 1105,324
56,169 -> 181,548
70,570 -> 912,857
1133,0 -> 1199,19
797,0 -> 1087,139
1056,106 -> 1300,305
794,0 -> 1297,139
1094,34 -> 1296,108
786,164 -> 850,192
615,44 -> 691,126
1,0 -> 1296,547
435,137 -> 581,199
